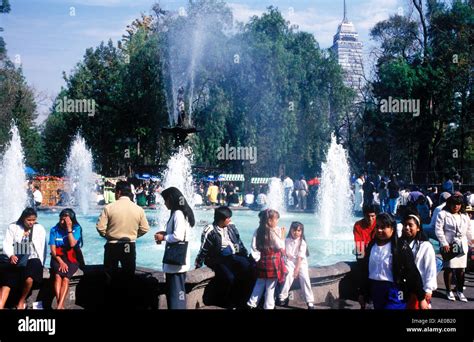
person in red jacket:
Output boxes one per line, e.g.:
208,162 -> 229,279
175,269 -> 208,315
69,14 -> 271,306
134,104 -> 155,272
353,205 -> 377,260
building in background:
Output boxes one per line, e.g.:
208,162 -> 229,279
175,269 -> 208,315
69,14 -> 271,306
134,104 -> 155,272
331,0 -> 364,100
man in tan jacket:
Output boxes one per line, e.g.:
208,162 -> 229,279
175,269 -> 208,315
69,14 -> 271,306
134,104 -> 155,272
96,181 -> 149,300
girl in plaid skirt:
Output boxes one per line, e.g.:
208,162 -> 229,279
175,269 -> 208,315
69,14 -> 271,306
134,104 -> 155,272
247,209 -> 286,309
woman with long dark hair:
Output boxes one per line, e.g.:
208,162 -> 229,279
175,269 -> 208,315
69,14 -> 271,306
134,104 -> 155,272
359,213 -> 428,309
435,193 -> 473,302
0,208 -> 47,309
155,187 -> 195,309
400,209 -> 437,309
49,208 -> 84,309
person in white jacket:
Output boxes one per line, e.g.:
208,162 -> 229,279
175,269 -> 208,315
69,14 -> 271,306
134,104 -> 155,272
155,187 -> 195,309
0,208 -> 47,309
401,210 -> 437,309
435,193 -> 474,302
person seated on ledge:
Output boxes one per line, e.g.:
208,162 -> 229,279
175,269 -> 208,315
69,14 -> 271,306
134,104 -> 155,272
0,208 -> 47,309
195,206 -> 254,309
226,190 -> 240,207
49,209 -> 85,309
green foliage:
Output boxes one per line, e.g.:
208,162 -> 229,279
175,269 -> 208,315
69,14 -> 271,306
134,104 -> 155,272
41,2 -> 351,178
0,52 -> 44,170
364,1 -> 474,183
42,29 -> 170,175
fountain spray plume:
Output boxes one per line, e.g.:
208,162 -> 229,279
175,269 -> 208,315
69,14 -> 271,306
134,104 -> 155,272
267,177 -> 286,214
156,146 -> 196,230
162,0 -> 233,127
64,134 -> 95,215
316,133 -> 353,236
0,123 -> 28,240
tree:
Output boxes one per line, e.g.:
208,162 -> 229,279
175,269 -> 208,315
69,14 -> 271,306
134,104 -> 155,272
0,0 -> 44,169
364,0 -> 473,183
0,0 -> 11,61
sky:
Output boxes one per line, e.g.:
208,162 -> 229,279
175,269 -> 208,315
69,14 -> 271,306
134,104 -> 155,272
1,0 -> 408,124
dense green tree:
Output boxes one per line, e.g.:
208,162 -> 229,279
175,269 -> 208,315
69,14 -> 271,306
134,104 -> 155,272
0,0 -> 44,170
363,0 -> 473,183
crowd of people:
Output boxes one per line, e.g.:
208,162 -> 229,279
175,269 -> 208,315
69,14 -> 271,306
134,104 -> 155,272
0,180 -> 318,310
2,174 -> 474,310
195,175 -> 320,212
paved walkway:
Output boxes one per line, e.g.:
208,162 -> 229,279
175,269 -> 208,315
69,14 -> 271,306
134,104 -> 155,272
340,270 -> 474,310
201,271 -> 474,310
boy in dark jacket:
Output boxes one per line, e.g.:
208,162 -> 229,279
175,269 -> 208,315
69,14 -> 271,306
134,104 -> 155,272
195,206 -> 254,308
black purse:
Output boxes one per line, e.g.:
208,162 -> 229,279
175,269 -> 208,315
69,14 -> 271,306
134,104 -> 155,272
440,217 -> 465,262
162,218 -> 188,266
440,241 -> 464,261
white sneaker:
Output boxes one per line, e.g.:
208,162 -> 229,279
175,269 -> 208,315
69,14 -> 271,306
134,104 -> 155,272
457,292 -> 468,302
447,291 -> 456,301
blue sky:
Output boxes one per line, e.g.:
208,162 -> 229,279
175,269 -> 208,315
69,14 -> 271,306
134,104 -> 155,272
2,0 -> 406,123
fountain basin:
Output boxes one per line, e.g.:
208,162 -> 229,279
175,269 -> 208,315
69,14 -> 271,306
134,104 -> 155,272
34,208 -> 356,269
18,262 -> 353,309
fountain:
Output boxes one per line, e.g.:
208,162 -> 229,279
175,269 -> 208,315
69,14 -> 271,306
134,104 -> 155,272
0,124 -> 27,240
316,133 -> 353,236
161,87 -> 200,147
156,146 -> 196,230
64,134 -> 95,215
266,177 -> 286,214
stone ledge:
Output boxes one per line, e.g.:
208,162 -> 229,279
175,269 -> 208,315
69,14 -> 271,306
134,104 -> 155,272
18,262 -> 352,309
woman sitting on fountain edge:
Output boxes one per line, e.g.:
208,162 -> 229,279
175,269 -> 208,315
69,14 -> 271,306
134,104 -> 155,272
0,208 -> 47,309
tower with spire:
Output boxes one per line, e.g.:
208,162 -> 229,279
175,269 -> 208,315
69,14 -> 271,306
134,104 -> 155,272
331,0 -> 364,99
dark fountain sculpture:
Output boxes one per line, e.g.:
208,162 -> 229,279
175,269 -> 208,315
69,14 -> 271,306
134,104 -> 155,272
162,87 -> 200,148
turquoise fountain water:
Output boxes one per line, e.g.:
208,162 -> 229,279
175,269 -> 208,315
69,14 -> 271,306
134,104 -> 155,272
38,208 -> 356,270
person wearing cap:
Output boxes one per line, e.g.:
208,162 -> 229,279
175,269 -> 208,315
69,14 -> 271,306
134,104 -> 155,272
435,193 -> 474,302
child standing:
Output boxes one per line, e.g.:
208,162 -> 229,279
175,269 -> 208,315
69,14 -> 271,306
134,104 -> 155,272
247,209 -> 286,309
278,222 -> 315,309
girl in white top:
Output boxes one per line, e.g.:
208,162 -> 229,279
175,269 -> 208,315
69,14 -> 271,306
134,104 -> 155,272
278,222 -> 314,309
435,194 -> 474,302
0,208 -> 47,309
401,210 -> 437,309
155,187 -> 195,309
